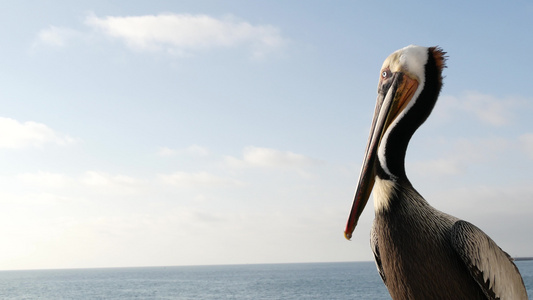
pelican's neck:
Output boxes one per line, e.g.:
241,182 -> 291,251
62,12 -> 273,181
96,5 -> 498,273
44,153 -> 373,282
373,175 -> 430,214
373,176 -> 397,213
376,48 -> 444,181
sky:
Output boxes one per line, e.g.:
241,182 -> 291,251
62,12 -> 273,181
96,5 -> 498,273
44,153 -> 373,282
0,1 -> 532,271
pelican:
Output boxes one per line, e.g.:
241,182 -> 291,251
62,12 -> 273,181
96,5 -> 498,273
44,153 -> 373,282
344,45 -> 528,299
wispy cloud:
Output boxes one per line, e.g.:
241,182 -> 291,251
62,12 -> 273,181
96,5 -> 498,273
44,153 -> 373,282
34,26 -> 81,48
409,136 -> 510,176
157,145 -> 209,157
80,171 -> 145,194
35,13 -> 288,59
86,13 -> 287,58
0,117 -> 77,149
409,158 -> 462,176
225,146 -> 322,170
17,171 -> 72,189
437,91 -> 525,126
519,133 -> 533,159
157,171 -> 243,188
13,171 -> 146,200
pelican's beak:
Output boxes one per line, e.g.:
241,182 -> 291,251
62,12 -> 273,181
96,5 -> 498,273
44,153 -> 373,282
344,72 -> 418,240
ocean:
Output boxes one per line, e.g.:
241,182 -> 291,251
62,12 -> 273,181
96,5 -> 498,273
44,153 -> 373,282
0,261 -> 531,299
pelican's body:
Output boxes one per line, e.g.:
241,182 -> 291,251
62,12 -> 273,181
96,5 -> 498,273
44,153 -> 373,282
344,45 -> 528,299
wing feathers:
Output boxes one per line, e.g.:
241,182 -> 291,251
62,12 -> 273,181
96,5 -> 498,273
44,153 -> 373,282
450,220 -> 528,300
371,228 -> 386,284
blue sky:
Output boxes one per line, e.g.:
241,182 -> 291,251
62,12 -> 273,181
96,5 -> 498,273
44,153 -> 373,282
1,1 -> 532,270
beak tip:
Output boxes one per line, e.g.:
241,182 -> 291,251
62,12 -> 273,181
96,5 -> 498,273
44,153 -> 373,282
344,231 -> 352,241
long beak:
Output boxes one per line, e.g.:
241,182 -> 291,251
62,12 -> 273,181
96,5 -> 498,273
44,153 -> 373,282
344,73 -> 418,240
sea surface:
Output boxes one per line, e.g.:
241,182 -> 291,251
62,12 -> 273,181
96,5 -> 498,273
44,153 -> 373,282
0,261 -> 531,299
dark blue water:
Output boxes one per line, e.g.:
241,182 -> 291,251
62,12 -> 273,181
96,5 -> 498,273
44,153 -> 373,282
0,261 -> 531,299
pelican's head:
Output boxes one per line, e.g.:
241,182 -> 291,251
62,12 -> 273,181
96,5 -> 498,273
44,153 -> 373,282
344,45 -> 446,240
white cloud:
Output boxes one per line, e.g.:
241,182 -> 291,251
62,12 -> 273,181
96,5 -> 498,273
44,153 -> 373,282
409,137 -> 510,176
437,91 -> 524,126
226,146 -> 321,169
157,147 -> 176,157
34,26 -> 81,48
80,171 -> 144,194
157,145 -> 209,157
159,171 -> 243,188
17,171 -> 71,189
409,158 -> 461,176
34,13 -> 288,58
0,117 -> 77,149
519,133 -> 533,159
82,13 -> 287,58
158,171 -> 243,188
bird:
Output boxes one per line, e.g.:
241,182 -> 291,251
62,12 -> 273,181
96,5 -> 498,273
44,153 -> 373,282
343,45 -> 528,299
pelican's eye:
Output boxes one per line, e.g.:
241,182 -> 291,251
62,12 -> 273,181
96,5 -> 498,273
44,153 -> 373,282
381,69 -> 391,79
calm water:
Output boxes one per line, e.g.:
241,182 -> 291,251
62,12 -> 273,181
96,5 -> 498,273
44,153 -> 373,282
0,261 -> 531,299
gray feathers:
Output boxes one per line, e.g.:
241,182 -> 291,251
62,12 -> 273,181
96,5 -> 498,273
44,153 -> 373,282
371,180 -> 528,299
451,221 -> 528,299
